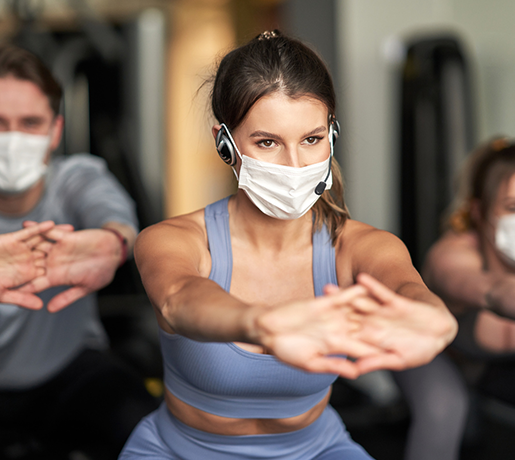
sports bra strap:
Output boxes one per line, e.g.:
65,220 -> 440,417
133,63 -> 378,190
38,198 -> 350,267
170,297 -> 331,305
204,196 -> 232,291
312,225 -> 337,296
204,196 -> 337,295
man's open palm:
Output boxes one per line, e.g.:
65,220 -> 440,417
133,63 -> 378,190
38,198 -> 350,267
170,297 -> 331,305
22,227 -> 121,312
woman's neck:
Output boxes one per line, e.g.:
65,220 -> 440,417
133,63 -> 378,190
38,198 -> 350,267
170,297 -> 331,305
229,191 -> 313,253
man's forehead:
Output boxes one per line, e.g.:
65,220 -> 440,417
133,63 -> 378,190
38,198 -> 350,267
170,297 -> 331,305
0,76 -> 53,116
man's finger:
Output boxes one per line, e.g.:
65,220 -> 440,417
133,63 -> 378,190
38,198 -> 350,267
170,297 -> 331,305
25,234 -> 46,249
33,241 -> 54,254
0,290 -> 44,310
47,286 -> 89,313
34,258 -> 46,269
32,250 -> 48,261
14,221 -> 55,242
17,276 -> 52,293
54,224 -> 75,232
39,226 -> 72,242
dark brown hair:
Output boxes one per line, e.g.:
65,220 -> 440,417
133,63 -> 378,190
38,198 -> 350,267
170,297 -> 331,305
448,137 -> 515,232
211,30 -> 349,244
0,44 -> 62,115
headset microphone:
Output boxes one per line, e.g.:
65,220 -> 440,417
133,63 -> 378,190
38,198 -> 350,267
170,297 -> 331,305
315,119 -> 340,196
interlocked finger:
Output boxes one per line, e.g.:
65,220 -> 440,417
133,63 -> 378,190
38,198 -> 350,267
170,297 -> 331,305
25,234 -> 46,249
348,295 -> 381,313
33,240 -> 54,254
34,257 -> 46,268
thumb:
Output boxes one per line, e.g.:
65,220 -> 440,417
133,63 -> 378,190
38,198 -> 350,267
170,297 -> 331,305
47,286 -> 89,313
0,290 -> 44,310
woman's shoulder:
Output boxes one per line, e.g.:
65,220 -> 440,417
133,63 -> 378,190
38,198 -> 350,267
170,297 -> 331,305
333,219 -> 416,284
424,230 -> 480,269
334,219 -> 412,270
337,219 -> 404,251
137,208 -> 207,250
436,229 -> 479,246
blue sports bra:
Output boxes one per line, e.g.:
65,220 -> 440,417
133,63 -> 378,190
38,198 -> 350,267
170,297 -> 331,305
160,196 -> 340,419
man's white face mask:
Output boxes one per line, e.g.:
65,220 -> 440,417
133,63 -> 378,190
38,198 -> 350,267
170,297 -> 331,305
494,214 -> 515,266
0,131 -> 50,194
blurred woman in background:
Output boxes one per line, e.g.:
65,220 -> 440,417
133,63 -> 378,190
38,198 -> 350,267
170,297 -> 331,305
424,137 -> 515,406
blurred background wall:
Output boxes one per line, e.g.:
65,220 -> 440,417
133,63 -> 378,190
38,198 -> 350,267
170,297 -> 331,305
0,0 -> 514,261
338,0 -> 515,266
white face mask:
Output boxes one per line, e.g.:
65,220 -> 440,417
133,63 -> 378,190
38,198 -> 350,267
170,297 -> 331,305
236,154 -> 332,219
0,131 -> 50,194
494,214 -> 515,266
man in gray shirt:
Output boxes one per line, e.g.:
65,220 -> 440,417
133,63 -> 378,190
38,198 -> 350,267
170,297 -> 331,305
0,45 -> 157,458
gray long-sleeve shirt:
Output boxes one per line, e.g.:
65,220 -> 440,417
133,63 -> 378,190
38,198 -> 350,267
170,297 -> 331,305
0,153 -> 138,389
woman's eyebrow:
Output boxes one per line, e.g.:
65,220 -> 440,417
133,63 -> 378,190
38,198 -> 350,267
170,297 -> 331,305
303,126 -> 327,137
249,126 -> 327,139
249,130 -> 281,140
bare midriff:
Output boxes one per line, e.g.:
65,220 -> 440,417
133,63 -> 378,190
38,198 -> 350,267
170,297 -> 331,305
164,386 -> 332,436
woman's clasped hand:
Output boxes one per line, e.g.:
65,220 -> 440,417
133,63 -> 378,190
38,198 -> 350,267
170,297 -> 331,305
251,273 -> 454,379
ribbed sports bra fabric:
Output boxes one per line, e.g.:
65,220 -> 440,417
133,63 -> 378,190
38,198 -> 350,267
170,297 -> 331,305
159,196 -> 340,419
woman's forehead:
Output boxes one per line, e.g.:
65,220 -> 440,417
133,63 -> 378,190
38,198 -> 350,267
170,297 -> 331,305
241,93 -> 329,129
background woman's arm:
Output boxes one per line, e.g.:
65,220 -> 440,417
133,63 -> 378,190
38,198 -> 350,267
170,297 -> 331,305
422,231 -> 515,319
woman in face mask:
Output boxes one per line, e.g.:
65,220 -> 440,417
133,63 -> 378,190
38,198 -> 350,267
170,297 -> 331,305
423,137 -> 515,406
120,30 -> 457,460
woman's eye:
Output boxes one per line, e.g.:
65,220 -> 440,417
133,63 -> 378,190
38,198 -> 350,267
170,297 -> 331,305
304,136 -> 322,145
258,140 -> 275,148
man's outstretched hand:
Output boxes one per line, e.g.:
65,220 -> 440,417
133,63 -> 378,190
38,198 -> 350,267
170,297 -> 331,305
0,221 -> 56,310
21,225 -> 124,312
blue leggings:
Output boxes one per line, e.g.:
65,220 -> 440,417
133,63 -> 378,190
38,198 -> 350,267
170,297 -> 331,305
119,403 -> 374,460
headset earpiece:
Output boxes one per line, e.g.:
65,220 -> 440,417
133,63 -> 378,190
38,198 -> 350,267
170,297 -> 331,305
329,119 -> 340,146
315,117 -> 340,196
215,125 -> 238,166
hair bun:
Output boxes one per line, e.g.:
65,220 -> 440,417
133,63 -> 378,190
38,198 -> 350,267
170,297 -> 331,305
258,30 -> 280,41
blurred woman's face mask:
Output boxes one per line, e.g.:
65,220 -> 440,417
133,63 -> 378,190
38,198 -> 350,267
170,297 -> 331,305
494,214 -> 515,265
0,131 -> 50,194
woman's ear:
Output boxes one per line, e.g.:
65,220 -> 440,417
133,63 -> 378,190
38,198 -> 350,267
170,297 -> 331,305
212,125 -> 221,141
